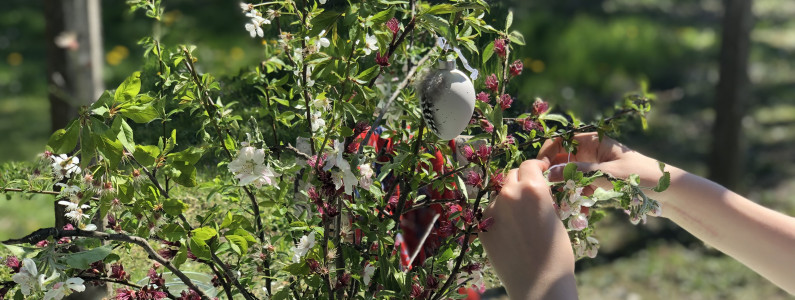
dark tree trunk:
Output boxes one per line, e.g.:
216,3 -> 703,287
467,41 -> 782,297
709,0 -> 753,191
45,0 -> 107,298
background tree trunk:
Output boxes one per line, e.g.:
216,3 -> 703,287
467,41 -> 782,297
45,0 -> 107,298
709,0 -> 753,191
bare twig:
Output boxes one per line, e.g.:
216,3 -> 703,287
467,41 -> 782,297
358,50 -> 433,155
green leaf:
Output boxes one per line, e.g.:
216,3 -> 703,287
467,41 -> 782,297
540,114 -> 569,126
482,41 -> 494,65
309,10 -> 343,37
192,227 -> 217,241
160,223 -> 187,241
357,66 -> 380,82
95,135 -> 124,167
133,145 -> 160,167
490,102 -> 504,132
505,9 -> 513,30
173,244 -> 188,268
163,198 -> 188,216
283,261 -> 309,276
189,236 -> 211,260
653,163 -> 671,192
120,102 -> 159,124
272,288 -> 290,300
171,163 -> 197,187
563,162 -> 578,181
420,14 -> 450,36
591,188 -> 623,201
164,129 -> 177,153
425,4 -> 455,15
168,147 -> 204,165
47,122 -> 80,154
369,6 -> 395,24
64,245 -> 114,269
508,30 -> 526,46
112,117 -> 135,152
225,235 -> 248,255
115,71 -> 141,102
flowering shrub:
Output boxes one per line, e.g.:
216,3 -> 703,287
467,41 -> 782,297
0,1 -> 666,299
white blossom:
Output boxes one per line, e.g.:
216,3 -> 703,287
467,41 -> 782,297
362,263 -> 375,286
58,200 -> 90,212
43,278 -> 83,300
51,154 -> 81,180
12,258 -> 38,295
245,15 -> 269,38
318,0 -> 327,4
311,96 -> 331,110
568,213 -> 588,231
358,164 -> 373,190
315,30 -> 330,49
363,34 -> 378,55
331,167 -> 357,195
310,111 -> 325,132
239,2 -> 253,12
64,210 -> 91,223
292,231 -> 316,263
228,146 -> 280,188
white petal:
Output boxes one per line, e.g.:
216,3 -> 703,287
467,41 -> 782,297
65,277 -> 85,292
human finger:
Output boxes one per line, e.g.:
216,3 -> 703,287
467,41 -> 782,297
517,159 -> 550,183
537,132 -> 605,164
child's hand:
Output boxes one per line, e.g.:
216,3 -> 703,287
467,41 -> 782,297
479,159 -> 578,300
538,132 -> 664,194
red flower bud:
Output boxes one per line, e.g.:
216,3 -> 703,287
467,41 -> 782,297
386,18 -> 400,35
375,52 -> 390,67
476,92 -> 490,103
485,74 -> 499,92
477,217 -> 494,232
532,98 -> 549,115
479,119 -> 494,133
510,59 -> 523,76
494,38 -> 507,58
499,94 -> 513,110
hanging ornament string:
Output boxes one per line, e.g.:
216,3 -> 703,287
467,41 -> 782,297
436,36 -> 479,81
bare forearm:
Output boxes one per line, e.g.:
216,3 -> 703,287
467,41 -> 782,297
655,167 -> 795,294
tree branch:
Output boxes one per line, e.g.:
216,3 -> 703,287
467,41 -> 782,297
2,228 -> 211,300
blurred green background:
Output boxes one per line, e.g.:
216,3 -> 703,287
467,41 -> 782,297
1,0 -> 794,298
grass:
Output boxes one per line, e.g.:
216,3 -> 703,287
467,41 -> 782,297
576,243 -> 792,300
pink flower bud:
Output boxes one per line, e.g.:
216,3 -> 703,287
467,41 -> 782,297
375,52 -> 390,67
4,256 -> 20,273
485,74 -> 499,92
488,171 -> 505,194
521,118 -> 542,132
510,59 -> 523,76
476,92 -> 490,103
532,98 -> 549,115
479,119 -> 494,133
464,171 -> 483,188
499,94 -> 513,110
494,38 -> 507,58
477,217 -> 494,232
386,18 -> 400,35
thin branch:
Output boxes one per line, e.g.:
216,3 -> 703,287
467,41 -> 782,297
2,228 -> 211,300
366,17 -> 418,88
209,246 -> 255,300
181,48 -> 271,296
417,107 -> 639,191
358,50 -> 433,155
0,188 -> 100,202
